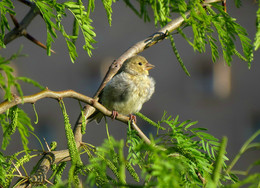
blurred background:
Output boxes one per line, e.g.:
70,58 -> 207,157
1,0 -> 260,179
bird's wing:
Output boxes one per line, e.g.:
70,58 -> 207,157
105,73 -> 132,102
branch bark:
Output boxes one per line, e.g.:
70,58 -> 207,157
3,4 -> 39,45
0,89 -> 148,130
0,89 -> 151,187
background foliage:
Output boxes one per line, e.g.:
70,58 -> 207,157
0,0 -> 260,187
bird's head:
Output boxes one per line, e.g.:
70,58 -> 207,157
122,55 -> 155,76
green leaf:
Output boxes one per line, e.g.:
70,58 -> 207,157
207,35 -> 219,62
65,1 -> 96,58
0,0 -> 15,48
2,107 -> 33,151
136,112 -> 165,130
66,39 -> 78,63
16,77 -> 45,90
212,137 -> 228,184
254,1 -> 260,51
234,0 -> 242,8
102,0 -> 115,26
209,5 -> 253,67
59,100 -> 82,166
197,132 -> 219,141
169,35 -> 190,76
184,121 -> 198,130
2,106 -> 18,150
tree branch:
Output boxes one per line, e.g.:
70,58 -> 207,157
17,0 -> 35,7
3,3 -> 55,53
3,4 -> 39,45
2,89 -> 150,187
6,0 -> 223,186
92,0 -> 222,99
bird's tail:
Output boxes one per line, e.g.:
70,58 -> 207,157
87,110 -> 104,124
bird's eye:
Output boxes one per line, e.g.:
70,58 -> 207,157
138,62 -> 142,66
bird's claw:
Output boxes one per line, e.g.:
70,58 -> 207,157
129,114 -> 137,123
111,110 -> 119,120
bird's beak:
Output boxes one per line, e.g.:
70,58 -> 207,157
145,63 -> 155,70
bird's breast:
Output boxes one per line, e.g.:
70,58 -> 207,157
101,73 -> 155,115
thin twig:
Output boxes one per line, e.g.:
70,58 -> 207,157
0,89 -> 149,143
11,161 -> 23,177
4,4 -> 55,53
10,14 -> 19,28
4,5 -> 39,45
43,138 -> 51,152
7,89 -> 150,187
24,32 -> 56,53
17,0 -> 35,7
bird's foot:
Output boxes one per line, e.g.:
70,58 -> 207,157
111,110 -> 119,120
129,114 -> 137,122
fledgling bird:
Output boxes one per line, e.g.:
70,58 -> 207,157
91,55 -> 155,123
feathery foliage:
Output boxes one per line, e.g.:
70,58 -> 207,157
254,0 -> 260,51
0,0 -> 255,67
84,113 -> 260,187
123,0 -> 253,69
1,106 -> 34,151
59,100 -> 82,187
33,0 -> 96,62
0,0 -> 14,48
0,0 -> 260,187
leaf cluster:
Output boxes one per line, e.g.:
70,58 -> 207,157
0,0 -> 14,48
123,0 -> 255,74
0,96 -> 259,187
0,1 -> 260,187
67,113 -> 259,187
1,0 -> 258,67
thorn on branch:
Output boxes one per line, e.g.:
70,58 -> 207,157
24,33 -> 56,54
43,138 -> 51,152
10,14 -> 19,28
11,161 -> 23,176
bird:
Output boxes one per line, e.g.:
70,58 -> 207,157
90,55 -> 155,123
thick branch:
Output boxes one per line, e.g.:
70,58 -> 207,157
93,17 -> 185,98
0,89 -> 93,114
4,89 -> 150,187
0,89 -> 150,143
